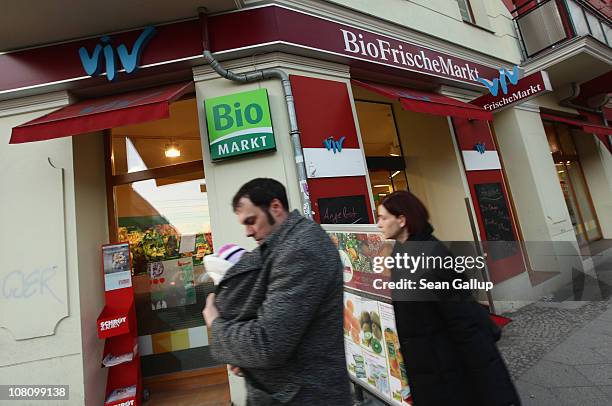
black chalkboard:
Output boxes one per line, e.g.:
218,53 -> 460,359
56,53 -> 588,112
474,183 -> 517,261
318,195 -> 370,224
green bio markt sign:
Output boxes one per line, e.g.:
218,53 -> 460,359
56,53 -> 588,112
205,88 -> 276,160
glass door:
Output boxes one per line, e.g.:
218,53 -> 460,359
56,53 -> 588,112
107,97 -> 222,378
354,100 -> 410,210
546,121 -> 602,245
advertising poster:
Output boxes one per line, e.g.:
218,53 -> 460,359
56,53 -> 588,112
343,291 -> 412,405
330,231 -> 394,298
379,302 -> 411,403
102,243 -> 132,291
147,257 -> 196,310
333,228 -> 412,405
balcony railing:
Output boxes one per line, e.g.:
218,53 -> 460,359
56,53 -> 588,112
513,0 -> 611,59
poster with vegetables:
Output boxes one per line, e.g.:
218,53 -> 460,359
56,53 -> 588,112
333,228 -> 412,406
379,302 -> 412,404
330,232 -> 394,298
343,292 -> 412,405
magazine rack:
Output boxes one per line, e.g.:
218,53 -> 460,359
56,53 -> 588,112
97,243 -> 142,406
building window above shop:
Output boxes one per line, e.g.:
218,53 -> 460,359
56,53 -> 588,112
456,0 -> 475,23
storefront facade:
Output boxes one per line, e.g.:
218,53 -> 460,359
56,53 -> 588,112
1,1 -> 610,405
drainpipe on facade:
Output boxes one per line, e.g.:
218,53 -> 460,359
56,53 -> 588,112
199,11 -> 313,219
559,82 -> 610,114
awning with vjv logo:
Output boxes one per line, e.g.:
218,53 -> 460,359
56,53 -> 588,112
351,79 -> 493,121
10,82 -> 193,144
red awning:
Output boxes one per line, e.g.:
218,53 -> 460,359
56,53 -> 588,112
541,112 -> 612,153
10,82 -> 193,144
352,79 -> 493,121
541,113 -> 612,135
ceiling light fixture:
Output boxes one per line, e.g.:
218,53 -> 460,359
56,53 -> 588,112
164,142 -> 181,158
389,143 -> 401,156
391,171 -> 401,178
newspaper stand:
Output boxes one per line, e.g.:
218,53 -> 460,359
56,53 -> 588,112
97,242 -> 142,406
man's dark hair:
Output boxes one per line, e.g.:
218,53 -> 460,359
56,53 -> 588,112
232,178 -> 289,212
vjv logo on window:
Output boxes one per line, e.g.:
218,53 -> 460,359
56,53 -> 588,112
324,136 -> 346,154
78,26 -> 156,81
477,66 -> 521,97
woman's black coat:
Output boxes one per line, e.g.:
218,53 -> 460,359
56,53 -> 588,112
391,224 -> 520,406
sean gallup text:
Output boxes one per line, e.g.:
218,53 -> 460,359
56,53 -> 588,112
373,278 -> 494,292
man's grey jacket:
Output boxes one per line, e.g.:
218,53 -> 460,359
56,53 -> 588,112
209,210 -> 352,405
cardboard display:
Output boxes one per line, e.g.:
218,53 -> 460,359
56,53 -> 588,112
97,242 -> 142,406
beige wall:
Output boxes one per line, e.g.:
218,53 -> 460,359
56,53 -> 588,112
0,102 -> 109,406
493,106 -> 575,243
72,133 -> 109,406
194,77 -> 299,253
573,131 -> 612,239
193,54 -> 355,405
534,93 -> 580,115
491,105 -> 578,312
351,86 -> 474,241
0,98 -> 87,405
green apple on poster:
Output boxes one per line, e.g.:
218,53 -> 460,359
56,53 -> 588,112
205,88 -> 276,160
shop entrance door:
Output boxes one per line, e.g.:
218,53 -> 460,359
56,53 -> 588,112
545,121 -> 602,245
354,100 -> 410,209
106,97 -> 230,404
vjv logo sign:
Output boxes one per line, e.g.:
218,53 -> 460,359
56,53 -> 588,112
324,136 -> 346,154
78,26 -> 156,81
477,66 -> 521,97
474,143 -> 486,154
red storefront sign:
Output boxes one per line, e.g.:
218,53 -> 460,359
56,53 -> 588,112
471,70 -> 552,112
209,6 -> 500,87
0,6 -> 500,95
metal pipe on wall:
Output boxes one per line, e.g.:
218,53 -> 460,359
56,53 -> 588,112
199,10 -> 312,219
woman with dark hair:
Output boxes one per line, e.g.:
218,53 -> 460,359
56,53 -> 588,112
377,190 -> 520,406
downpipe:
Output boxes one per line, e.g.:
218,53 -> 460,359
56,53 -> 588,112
202,49 -> 313,220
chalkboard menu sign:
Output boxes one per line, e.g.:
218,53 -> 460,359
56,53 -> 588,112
318,195 -> 370,224
474,183 -> 517,261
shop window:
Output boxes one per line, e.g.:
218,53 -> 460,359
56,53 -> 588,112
111,98 -> 202,175
355,100 -> 409,210
546,120 -> 602,245
456,0 -> 475,23
544,122 -> 561,154
556,124 -> 577,155
106,97 -> 222,379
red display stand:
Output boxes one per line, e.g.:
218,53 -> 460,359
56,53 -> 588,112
97,242 -> 142,406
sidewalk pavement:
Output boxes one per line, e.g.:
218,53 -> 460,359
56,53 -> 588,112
498,256 -> 612,406
510,305 -> 612,405
361,256 -> 612,406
